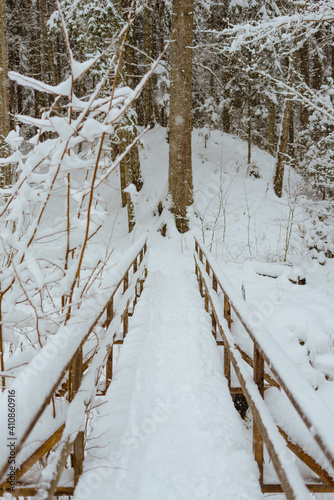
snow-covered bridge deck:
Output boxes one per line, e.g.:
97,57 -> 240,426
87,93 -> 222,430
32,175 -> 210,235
74,238 -> 262,499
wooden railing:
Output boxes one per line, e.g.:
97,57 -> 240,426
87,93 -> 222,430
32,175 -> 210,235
0,235 -> 148,497
194,238 -> 334,499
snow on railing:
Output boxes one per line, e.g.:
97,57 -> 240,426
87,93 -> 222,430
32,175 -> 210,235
0,234 -> 148,495
194,237 -> 334,498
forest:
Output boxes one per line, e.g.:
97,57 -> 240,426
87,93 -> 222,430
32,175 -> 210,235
0,1 -> 334,499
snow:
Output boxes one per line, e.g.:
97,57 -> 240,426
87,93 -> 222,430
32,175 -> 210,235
1,124 -> 334,498
8,71 -> 73,97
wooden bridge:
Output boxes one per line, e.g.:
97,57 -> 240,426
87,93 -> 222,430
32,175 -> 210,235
0,235 -> 333,499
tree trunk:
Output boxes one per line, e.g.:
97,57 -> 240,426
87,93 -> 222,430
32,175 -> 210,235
0,0 -> 10,157
143,6 -> 155,128
118,122 -> 143,233
41,0 -> 57,87
299,40 -> 309,128
117,1 -> 143,233
312,33 -> 322,91
168,0 -> 194,233
268,101 -> 276,156
273,51 -> 297,198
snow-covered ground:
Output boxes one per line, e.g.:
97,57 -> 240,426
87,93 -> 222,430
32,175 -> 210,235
3,125 -> 334,498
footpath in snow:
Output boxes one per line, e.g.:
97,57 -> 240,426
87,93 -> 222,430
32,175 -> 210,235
74,235 -> 263,500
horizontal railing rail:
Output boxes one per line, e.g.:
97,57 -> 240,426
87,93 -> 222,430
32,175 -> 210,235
0,234 -> 148,497
194,237 -> 334,498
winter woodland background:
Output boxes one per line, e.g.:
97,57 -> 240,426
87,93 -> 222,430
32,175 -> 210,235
0,0 -> 334,497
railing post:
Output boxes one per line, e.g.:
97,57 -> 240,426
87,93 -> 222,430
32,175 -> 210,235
205,259 -> 210,276
224,296 -> 231,386
204,259 -> 210,312
69,348 -> 84,485
133,255 -> 138,274
212,274 -> 217,337
212,275 -> 217,292
123,301 -> 129,338
132,257 -> 139,309
106,297 -> 113,328
204,290 -> 209,312
140,268 -> 147,294
105,345 -> 113,391
123,270 -> 129,294
105,297 -> 114,391
253,345 -> 265,486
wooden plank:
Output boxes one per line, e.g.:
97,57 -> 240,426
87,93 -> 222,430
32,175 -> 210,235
72,431 -> 84,486
230,387 -> 244,394
69,348 -> 84,485
223,297 -> 231,386
279,427 -> 334,486
0,487 -> 74,497
262,484 -> 334,493
0,425 -> 65,487
253,346 -> 265,485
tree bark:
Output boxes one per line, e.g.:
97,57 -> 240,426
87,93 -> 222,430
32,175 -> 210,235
117,1 -> 143,233
273,51 -> 297,198
299,40 -> 309,128
312,33 -> 322,91
0,0 -> 10,156
143,6 -> 155,128
268,101 -> 276,156
118,123 -> 143,233
168,0 -> 194,233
